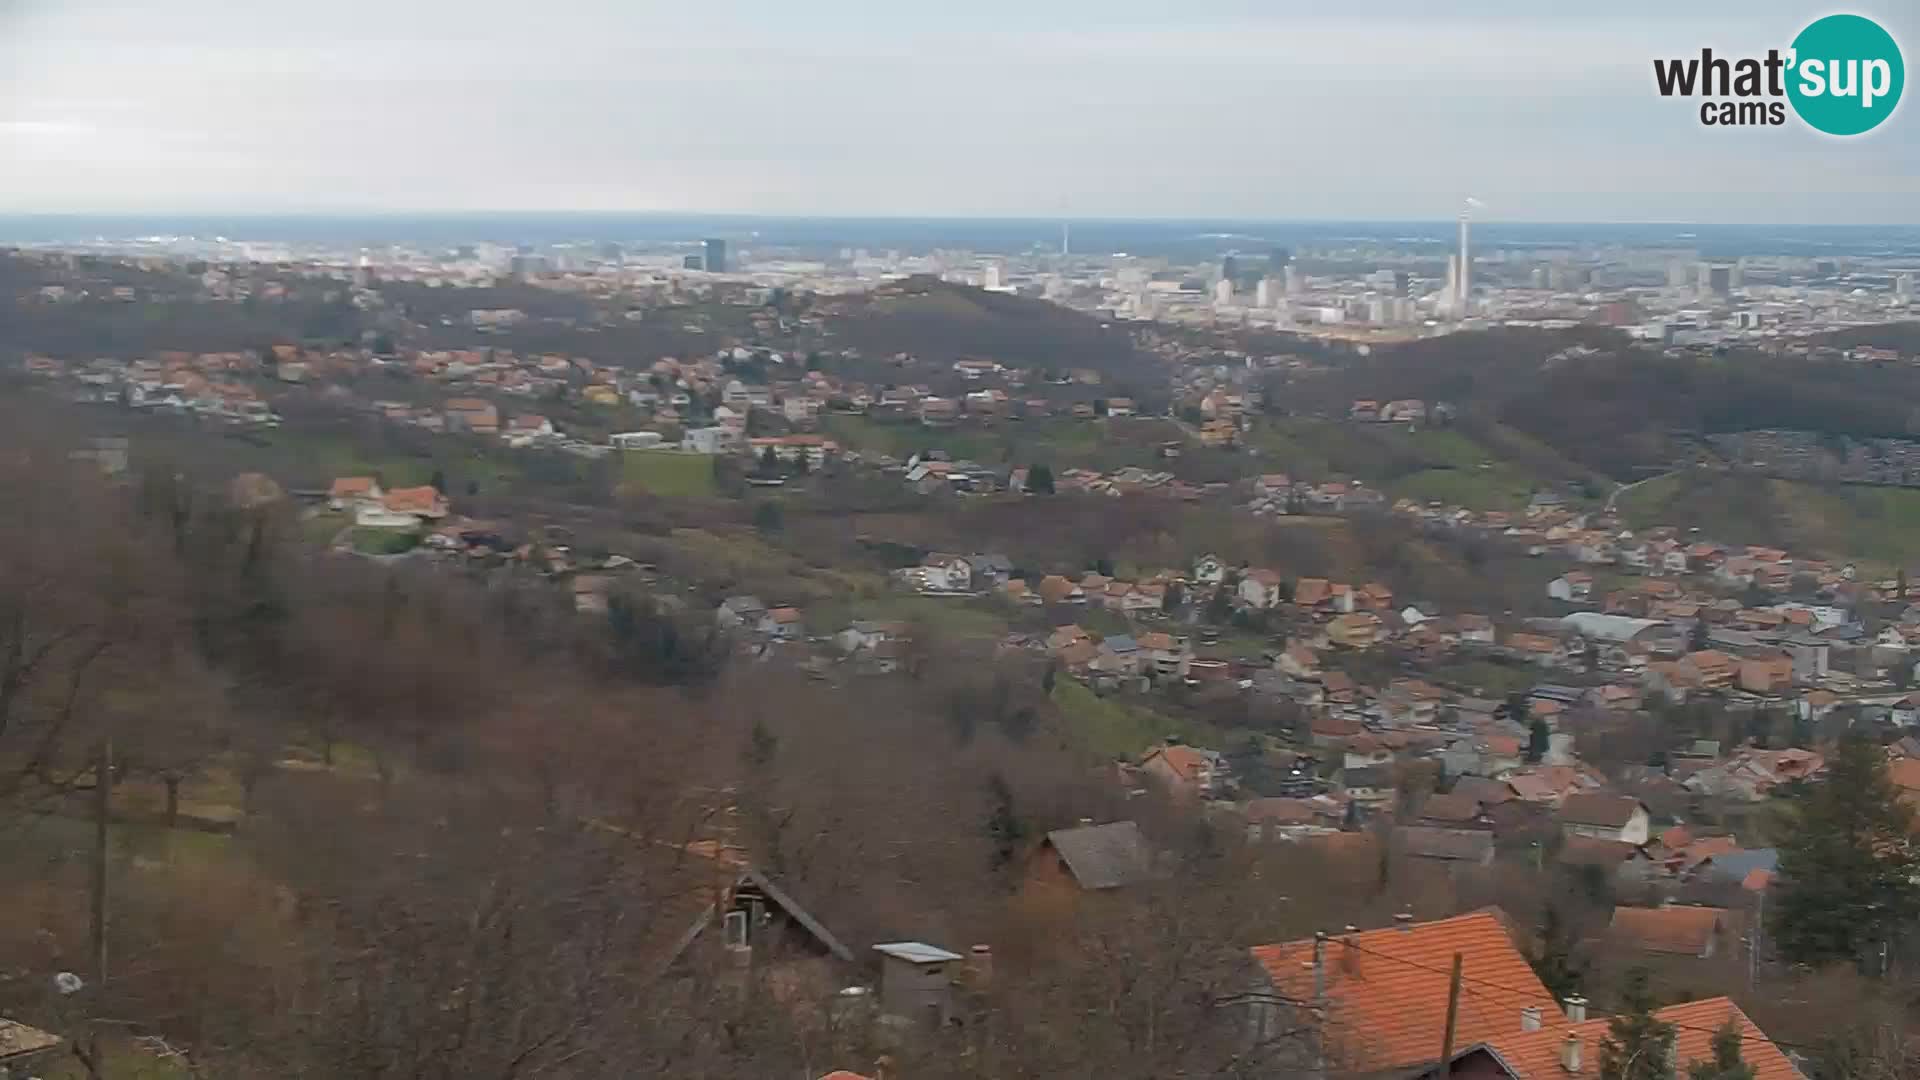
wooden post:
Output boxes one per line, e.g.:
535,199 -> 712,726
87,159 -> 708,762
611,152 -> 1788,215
88,736 -> 111,1078
1439,951 -> 1463,1076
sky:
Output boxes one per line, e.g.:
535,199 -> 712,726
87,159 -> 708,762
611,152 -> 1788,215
0,0 -> 1916,223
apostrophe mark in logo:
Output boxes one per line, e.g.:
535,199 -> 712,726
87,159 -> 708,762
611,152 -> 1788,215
1786,14 -> 1904,135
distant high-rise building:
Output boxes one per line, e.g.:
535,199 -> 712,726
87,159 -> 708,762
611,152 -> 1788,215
1268,248 -> 1291,275
1531,267 -> 1548,289
1729,258 -> 1745,291
1897,272 -> 1915,301
1456,210 -> 1472,313
1393,270 -> 1411,298
1221,254 -> 1240,284
1444,256 -> 1459,304
1667,261 -> 1691,288
702,238 -> 728,274
983,262 -> 1005,290
1213,278 -> 1235,306
1705,264 -> 1733,296
682,254 -> 705,271
1255,278 -> 1274,308
1283,265 -> 1302,296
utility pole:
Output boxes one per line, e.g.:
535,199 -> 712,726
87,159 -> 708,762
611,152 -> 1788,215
88,736 -> 111,1078
1439,952 -> 1463,1076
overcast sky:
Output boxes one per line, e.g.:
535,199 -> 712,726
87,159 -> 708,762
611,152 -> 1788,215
1,0 -> 1915,222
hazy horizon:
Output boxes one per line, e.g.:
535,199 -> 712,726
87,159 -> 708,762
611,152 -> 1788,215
4,0 -> 1916,224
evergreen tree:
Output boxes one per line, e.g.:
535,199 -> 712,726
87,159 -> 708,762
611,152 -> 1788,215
1205,583 -> 1235,626
1026,462 -> 1055,495
1527,902 -> 1586,1001
1601,969 -> 1677,1080
1686,1017 -> 1756,1080
984,773 -> 1028,875
1162,581 -> 1185,613
1527,717 -> 1551,764
1775,735 -> 1920,968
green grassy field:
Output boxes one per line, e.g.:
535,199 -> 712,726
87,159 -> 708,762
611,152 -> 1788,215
822,414 -> 1170,472
1050,679 -> 1222,759
619,450 -> 716,497
347,527 -> 420,555
1617,467 -> 1920,570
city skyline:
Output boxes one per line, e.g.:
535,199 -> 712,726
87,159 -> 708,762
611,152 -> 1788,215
2,1 -> 1916,223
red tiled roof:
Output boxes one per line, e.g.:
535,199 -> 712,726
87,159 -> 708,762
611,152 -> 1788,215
1144,745 -> 1211,783
330,475 -> 377,498
1251,911 -> 1555,1074
1557,794 -> 1642,829
383,485 -> 444,513
1607,905 -> 1725,955
1475,997 -> 1796,1080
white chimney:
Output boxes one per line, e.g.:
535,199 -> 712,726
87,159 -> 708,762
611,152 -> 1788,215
1565,995 -> 1587,1022
1522,1006 -> 1542,1032
1312,931 -> 1328,1001
1561,1031 -> 1582,1073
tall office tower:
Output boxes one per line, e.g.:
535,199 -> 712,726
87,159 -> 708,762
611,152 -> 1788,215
1255,277 -> 1274,308
1222,254 -> 1240,284
1729,258 -> 1745,291
1706,264 -> 1733,296
982,262 -> 1005,290
1696,261 -> 1716,294
1456,211 -> 1472,313
702,238 -> 728,274
1393,270 -> 1411,298
1283,265 -> 1302,296
1214,278 -> 1235,306
1668,260 -> 1691,288
1268,247 -> 1291,275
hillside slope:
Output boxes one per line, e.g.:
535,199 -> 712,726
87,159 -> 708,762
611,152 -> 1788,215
820,277 -> 1163,385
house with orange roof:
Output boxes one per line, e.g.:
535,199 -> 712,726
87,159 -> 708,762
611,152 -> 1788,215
1239,568 -> 1287,609
1679,649 -> 1737,689
1035,575 -> 1081,605
1327,612 -> 1385,650
1504,633 -> 1568,667
1249,911 -> 1560,1076
1140,743 -> 1228,799
1293,577 -> 1332,609
443,397 -> 501,435
1135,631 -> 1191,678
328,475 -> 383,511
1736,655 -> 1794,695
1605,905 -> 1729,959
1420,997 -> 1797,1080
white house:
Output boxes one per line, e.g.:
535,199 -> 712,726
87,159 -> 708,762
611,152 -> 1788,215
1238,569 -> 1286,609
1547,571 -> 1594,603
682,426 -> 743,455
1556,794 -> 1651,845
1192,553 -> 1227,585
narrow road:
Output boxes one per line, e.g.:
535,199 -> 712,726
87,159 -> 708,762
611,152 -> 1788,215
1605,468 -> 1681,513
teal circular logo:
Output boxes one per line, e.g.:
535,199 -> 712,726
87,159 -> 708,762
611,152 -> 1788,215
1787,14 -> 1904,135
